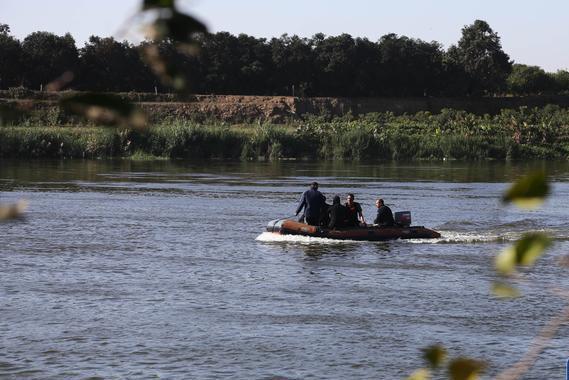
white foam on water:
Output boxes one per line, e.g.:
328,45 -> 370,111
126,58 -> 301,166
256,231 -> 507,245
256,232 -> 364,245
403,230 -> 526,244
257,229 -> 565,245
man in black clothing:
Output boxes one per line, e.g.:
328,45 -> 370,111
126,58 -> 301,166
374,198 -> 394,227
328,195 -> 347,229
345,193 -> 365,227
295,182 -> 326,226
319,201 -> 332,227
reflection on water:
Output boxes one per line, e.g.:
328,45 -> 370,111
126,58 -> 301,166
1,159 -> 568,379
3,158 -> 569,185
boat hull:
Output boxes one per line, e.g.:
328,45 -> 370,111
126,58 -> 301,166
266,219 -> 441,241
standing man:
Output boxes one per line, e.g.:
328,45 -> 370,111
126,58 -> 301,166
374,198 -> 394,227
345,193 -> 365,226
295,182 -> 326,226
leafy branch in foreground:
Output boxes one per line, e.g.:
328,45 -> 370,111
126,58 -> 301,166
55,0 -> 206,125
494,304 -> 569,380
407,344 -> 485,380
493,171 -> 552,296
139,0 -> 207,92
59,92 -> 146,129
494,232 -> 552,276
412,171 -> 566,380
502,171 -> 549,209
0,0 -> 207,219
44,0 -> 207,127
491,171 -> 569,380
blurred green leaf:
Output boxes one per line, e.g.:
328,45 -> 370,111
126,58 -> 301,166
422,344 -> 447,369
60,93 -> 146,128
495,233 -> 552,275
495,246 -> 517,275
0,200 -> 28,221
448,358 -> 485,380
142,0 -> 176,10
140,45 -> 188,92
491,281 -> 520,298
142,8 -> 206,93
502,171 -> 549,209
406,368 -> 430,380
150,11 -> 207,43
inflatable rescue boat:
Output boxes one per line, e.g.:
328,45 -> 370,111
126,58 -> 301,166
265,211 -> 441,241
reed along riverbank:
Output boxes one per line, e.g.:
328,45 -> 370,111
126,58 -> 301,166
1,106 -> 569,160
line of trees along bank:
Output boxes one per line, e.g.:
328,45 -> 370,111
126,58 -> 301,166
1,20 -> 568,97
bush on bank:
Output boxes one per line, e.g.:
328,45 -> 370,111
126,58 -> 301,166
1,106 -> 569,160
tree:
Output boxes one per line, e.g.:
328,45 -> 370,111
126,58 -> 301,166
22,31 -> 80,89
235,34 -> 273,95
312,33 -> 357,96
142,38 -> 205,93
79,36 -> 154,92
199,32 -> 243,94
377,34 -> 445,97
449,20 -> 512,95
0,24 -> 24,88
352,37 -> 381,97
507,64 -> 554,95
270,34 -> 315,96
441,46 -> 470,96
551,70 -> 569,93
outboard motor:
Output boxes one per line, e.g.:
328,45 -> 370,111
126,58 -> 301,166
394,211 -> 412,227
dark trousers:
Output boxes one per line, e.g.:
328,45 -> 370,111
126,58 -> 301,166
305,215 -> 319,226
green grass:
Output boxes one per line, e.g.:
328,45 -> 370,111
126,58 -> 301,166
0,126 -> 118,158
2,106 -> 569,160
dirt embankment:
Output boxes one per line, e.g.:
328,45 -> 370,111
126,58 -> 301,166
2,90 -> 569,123
140,95 -> 300,123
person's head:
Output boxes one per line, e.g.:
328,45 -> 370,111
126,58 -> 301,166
375,199 -> 384,208
310,181 -> 319,190
346,193 -> 355,205
333,195 -> 341,205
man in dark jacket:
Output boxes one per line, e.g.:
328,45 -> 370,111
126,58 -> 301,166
328,195 -> 347,229
295,182 -> 326,226
374,198 -> 394,227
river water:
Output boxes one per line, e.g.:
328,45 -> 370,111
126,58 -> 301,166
1,160 -> 568,379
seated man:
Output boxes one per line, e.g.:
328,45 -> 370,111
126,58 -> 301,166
345,193 -> 365,227
328,195 -> 347,229
319,201 -> 332,227
374,198 -> 394,227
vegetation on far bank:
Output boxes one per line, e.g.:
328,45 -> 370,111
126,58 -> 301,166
1,105 -> 569,161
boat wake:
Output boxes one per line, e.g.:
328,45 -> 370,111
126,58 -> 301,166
403,230 -> 519,244
424,227 -> 569,244
256,231 -> 506,245
256,232 -> 366,244
257,229 -> 569,245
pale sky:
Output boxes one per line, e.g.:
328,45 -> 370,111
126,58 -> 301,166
1,0 -> 568,72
